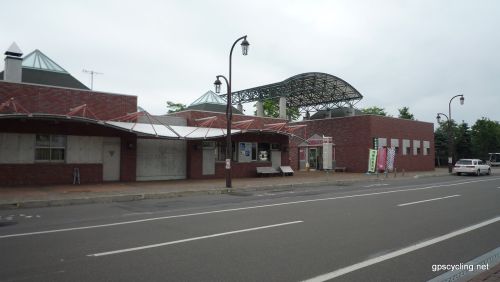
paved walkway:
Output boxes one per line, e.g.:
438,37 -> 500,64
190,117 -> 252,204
0,168 -> 449,209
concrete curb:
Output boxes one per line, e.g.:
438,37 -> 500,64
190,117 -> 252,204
0,172 -> 450,210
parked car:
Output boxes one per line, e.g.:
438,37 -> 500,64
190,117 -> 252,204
453,159 -> 491,176
487,153 -> 500,166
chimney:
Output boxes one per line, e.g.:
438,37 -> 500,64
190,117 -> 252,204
4,42 -> 23,83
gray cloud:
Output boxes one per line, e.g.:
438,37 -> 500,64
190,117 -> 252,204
1,0 -> 499,126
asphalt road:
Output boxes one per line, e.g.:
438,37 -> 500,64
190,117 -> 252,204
0,174 -> 499,281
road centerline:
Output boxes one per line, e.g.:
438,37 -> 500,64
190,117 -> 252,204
87,220 -> 303,257
1,177 -> 499,239
397,195 -> 461,207
302,216 -> 500,282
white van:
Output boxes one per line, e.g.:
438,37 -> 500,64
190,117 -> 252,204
488,153 -> 500,166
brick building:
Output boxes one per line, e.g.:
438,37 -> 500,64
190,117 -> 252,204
0,43 -> 434,186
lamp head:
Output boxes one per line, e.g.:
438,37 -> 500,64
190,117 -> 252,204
460,95 -> 464,105
241,38 -> 250,56
214,77 -> 222,94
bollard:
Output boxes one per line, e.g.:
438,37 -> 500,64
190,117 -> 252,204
394,168 -> 397,178
402,168 -> 405,177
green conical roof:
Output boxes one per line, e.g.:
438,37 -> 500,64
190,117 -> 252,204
189,90 -> 226,106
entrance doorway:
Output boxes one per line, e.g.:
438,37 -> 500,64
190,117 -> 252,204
309,148 -> 317,170
102,140 -> 120,181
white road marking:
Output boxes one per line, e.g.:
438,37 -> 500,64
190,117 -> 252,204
303,216 -> 500,282
363,184 -> 389,188
1,177 -> 499,239
397,195 -> 461,207
88,220 -> 303,257
122,212 -> 153,217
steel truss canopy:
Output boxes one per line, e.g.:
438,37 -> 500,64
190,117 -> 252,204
224,72 -> 363,113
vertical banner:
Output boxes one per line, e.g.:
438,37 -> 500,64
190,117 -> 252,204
322,136 -> 333,170
368,149 -> 378,173
377,147 -> 387,172
386,147 -> 396,171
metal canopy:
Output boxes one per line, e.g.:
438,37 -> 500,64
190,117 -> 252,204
225,72 -> 363,113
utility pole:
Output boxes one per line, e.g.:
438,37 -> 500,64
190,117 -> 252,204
82,69 -> 103,90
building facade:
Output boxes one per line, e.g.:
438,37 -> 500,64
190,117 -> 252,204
0,43 -> 434,186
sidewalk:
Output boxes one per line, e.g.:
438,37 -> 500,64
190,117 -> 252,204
0,168 -> 449,209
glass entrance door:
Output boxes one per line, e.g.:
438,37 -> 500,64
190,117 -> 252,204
309,148 -> 317,170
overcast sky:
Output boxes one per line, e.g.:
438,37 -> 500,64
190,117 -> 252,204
2,0 -> 499,126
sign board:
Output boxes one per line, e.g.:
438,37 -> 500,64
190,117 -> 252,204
323,136 -> 333,170
368,149 -> 378,173
386,147 -> 396,171
225,159 -> 231,169
377,147 -> 387,172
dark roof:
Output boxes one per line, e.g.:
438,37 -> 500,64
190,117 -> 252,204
0,49 -> 89,90
187,90 -> 243,114
186,103 -> 243,114
0,68 -> 89,90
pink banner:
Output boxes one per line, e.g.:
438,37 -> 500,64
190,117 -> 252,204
377,147 -> 387,172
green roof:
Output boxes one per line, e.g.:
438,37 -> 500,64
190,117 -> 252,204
189,90 -> 227,106
187,90 -> 242,114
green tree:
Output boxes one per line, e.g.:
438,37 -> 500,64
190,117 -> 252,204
454,122 -> 472,160
471,118 -> 500,159
362,106 -> 387,116
435,119 -> 460,166
253,99 -> 301,121
166,101 -> 186,113
398,106 -> 415,120
434,124 -> 448,167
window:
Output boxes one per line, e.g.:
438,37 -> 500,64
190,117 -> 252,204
402,139 -> 410,156
258,143 -> 270,161
35,134 -> 66,162
271,143 -> 281,150
391,139 -> 399,155
216,142 -> 236,162
417,147 -> 421,155
423,141 -> 430,156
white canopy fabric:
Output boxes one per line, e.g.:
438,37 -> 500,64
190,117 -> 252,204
0,113 -> 297,141
105,121 -> 240,139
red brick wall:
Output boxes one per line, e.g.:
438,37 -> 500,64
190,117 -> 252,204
0,81 -> 137,120
290,115 -> 435,172
369,115 -> 434,171
0,118 -> 137,185
187,132 -> 290,179
0,164 -> 102,186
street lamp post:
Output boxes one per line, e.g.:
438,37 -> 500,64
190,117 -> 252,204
439,95 -> 464,173
214,35 -> 250,189
436,113 -> 449,168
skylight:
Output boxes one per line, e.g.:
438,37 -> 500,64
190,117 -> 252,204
189,90 -> 227,106
22,49 -> 68,73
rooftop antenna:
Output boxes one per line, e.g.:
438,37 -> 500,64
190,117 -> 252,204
82,69 -> 103,90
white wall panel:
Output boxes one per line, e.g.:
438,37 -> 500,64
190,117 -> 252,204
136,139 -> 186,181
0,133 -> 35,163
67,136 -> 103,163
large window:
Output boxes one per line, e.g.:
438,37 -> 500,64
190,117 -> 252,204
35,134 -> 66,162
